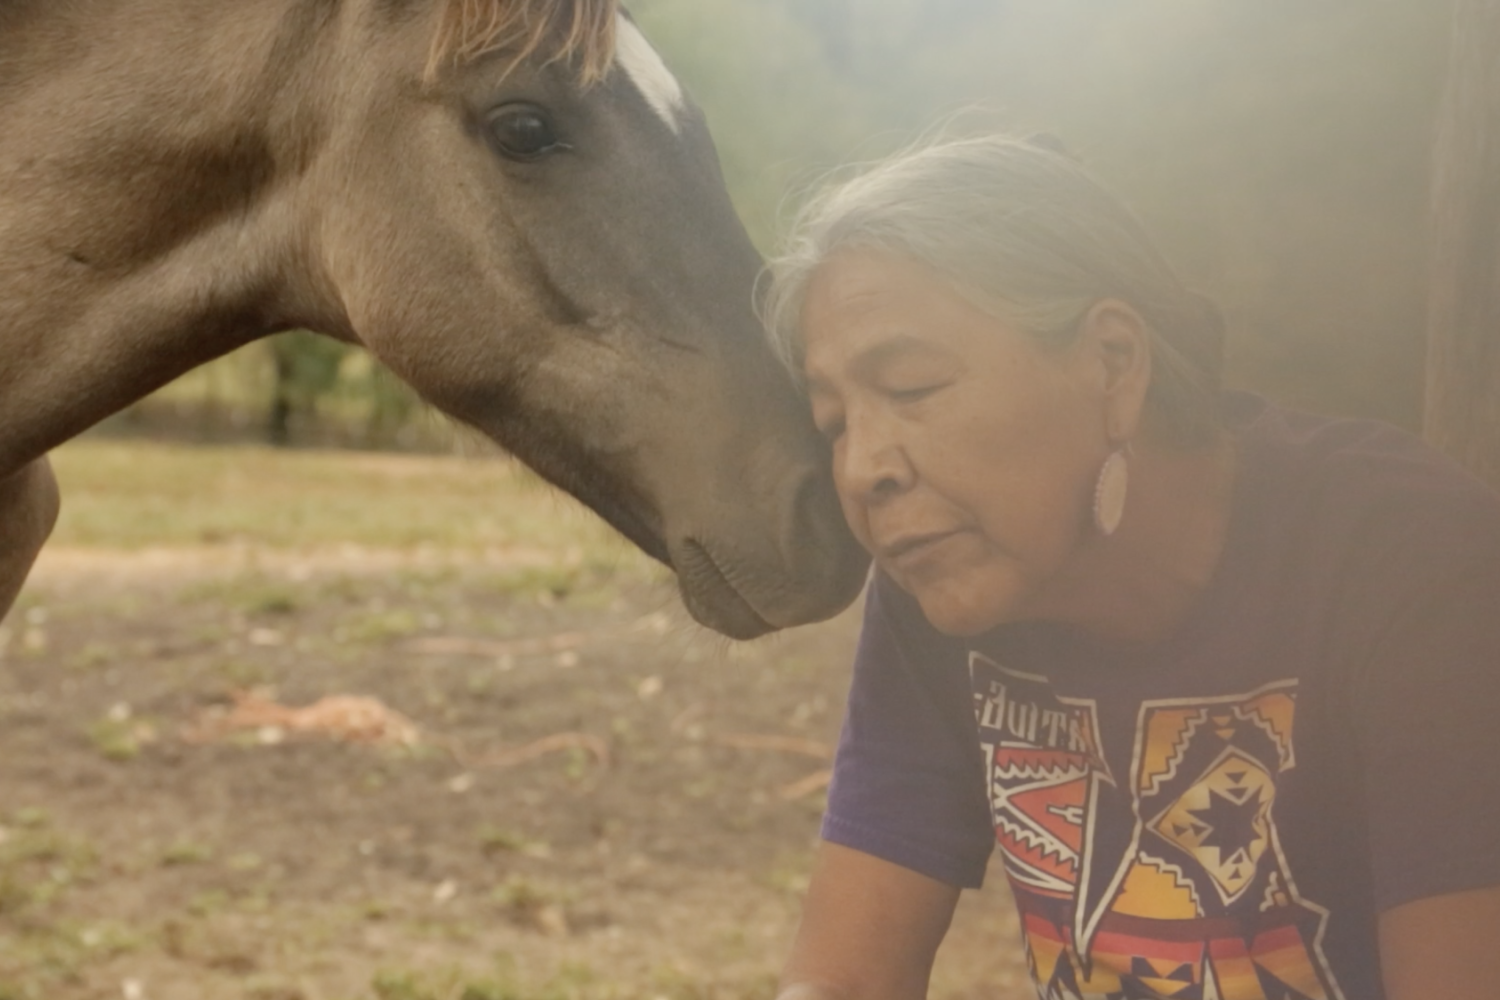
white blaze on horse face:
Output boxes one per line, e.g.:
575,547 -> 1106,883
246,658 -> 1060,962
615,15 -> 685,133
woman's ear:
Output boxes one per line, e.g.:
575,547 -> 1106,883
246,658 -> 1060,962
1079,298 -> 1152,444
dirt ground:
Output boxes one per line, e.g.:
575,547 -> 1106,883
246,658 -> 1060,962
0,444 -> 1033,1000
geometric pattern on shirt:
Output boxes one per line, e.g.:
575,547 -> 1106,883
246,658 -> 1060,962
970,662 -> 1350,1000
970,654 -> 1114,898
1019,893 -> 1343,1000
991,747 -> 1092,892
1147,746 -> 1276,906
1122,686 -> 1306,927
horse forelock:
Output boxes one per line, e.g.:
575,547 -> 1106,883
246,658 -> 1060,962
425,0 -> 619,85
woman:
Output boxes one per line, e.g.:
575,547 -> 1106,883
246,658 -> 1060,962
762,135 -> 1500,1000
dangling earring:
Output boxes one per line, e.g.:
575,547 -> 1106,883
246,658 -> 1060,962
1093,448 -> 1129,536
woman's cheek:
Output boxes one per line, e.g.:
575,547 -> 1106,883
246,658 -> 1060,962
846,506 -> 878,557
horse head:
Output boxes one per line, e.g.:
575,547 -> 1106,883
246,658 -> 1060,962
0,0 -> 866,636
294,0 -> 867,637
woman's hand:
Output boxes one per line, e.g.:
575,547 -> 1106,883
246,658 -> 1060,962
0,457 -> 60,622
777,841 -> 961,1000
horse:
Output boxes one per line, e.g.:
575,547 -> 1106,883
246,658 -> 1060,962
0,0 -> 868,639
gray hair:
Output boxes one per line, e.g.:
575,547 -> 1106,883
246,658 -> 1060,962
761,134 -> 1225,445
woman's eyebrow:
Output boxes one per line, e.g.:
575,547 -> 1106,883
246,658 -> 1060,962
846,334 -> 954,379
804,333 -> 955,396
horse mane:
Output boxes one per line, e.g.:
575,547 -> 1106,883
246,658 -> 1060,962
426,0 -> 619,85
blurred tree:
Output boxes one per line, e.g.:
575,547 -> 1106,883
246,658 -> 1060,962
266,332 -> 348,446
358,359 -> 423,449
1425,0 -> 1500,487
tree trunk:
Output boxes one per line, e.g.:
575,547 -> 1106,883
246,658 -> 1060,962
1426,0 -> 1500,487
268,341 -> 295,447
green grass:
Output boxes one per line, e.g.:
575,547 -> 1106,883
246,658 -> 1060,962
45,439 -> 651,562
362,958 -> 740,1000
0,813 -> 99,920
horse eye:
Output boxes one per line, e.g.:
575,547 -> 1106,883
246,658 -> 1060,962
487,105 -> 567,162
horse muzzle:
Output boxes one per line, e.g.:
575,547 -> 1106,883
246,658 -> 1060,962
667,474 -> 870,640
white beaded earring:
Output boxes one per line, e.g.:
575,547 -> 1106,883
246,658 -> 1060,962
1093,448 -> 1129,536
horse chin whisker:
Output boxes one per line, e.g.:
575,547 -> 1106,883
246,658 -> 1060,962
673,538 -> 774,640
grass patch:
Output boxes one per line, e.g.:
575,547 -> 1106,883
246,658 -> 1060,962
371,967 -> 522,1000
343,608 -> 423,644
476,826 -> 547,858
85,708 -> 156,762
367,961 -> 619,1000
0,919 -> 147,1000
0,819 -> 99,921
48,440 -> 648,559
159,840 -> 214,867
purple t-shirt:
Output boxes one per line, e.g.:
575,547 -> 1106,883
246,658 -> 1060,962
823,394 -> 1500,1000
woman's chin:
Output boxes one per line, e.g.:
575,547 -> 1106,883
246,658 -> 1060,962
909,577 -> 1021,637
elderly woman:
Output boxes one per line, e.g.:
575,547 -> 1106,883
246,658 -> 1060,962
763,136 -> 1500,1000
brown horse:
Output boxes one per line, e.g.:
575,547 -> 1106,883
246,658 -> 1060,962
0,0 -> 867,638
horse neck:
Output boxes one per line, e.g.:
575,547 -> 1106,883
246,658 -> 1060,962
0,0 -> 350,474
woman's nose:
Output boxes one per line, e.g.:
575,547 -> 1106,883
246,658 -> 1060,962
837,413 -> 913,504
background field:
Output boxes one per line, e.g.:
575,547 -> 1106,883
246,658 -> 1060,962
0,440 -> 1029,1000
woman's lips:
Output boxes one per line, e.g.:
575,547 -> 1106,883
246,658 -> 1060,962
879,529 -> 965,567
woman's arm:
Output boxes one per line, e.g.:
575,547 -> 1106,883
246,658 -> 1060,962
777,841 -> 962,1000
1380,885 -> 1500,998
0,458 -> 60,621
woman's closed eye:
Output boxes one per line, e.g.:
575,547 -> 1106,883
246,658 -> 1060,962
883,381 -> 949,404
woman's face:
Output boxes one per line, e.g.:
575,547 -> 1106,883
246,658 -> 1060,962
800,249 -> 1115,636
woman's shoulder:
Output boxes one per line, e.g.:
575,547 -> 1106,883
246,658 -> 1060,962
1234,392 -> 1493,502
1228,392 -> 1500,589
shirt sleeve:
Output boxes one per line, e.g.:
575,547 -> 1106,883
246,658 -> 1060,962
1352,554 -> 1500,912
820,574 -> 995,888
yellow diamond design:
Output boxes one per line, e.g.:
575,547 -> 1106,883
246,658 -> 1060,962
1148,747 -> 1274,906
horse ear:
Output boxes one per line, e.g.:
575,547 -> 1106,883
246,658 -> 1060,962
427,0 -> 618,84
